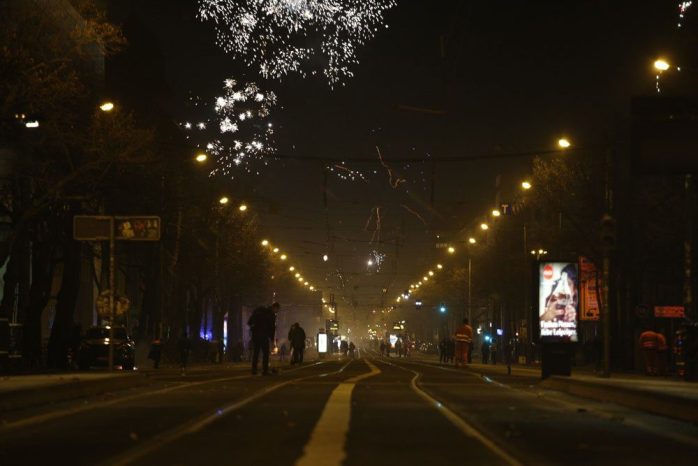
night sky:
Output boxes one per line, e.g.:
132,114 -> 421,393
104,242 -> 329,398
111,0 -> 678,316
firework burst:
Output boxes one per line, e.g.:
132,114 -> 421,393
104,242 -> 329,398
198,0 -> 396,86
183,78 -> 277,178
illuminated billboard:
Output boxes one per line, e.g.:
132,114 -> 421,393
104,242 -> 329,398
317,333 -> 328,353
539,262 -> 578,342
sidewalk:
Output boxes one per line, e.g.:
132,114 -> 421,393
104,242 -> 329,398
407,352 -> 698,423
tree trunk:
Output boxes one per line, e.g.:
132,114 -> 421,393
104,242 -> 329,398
22,237 -> 57,368
47,233 -> 82,369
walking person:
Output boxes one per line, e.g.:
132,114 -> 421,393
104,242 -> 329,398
439,338 -> 447,363
454,318 -> 473,367
490,339 -> 498,365
380,340 -> 386,357
639,328 -> 659,375
248,302 -> 279,375
349,341 -> 356,359
288,322 -> 306,365
148,337 -> 162,369
481,340 -> 490,364
177,331 -> 191,374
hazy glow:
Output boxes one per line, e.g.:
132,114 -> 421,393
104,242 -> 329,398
654,59 -> 670,71
99,102 -> 114,112
558,138 -> 571,149
521,181 -> 532,190
195,153 -> 208,163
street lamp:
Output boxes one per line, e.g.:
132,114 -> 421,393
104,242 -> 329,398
238,203 -> 248,212
447,246 -> 456,254
280,254 -> 287,260
492,209 -> 501,217
195,153 -> 208,163
558,138 -> 571,149
99,101 -> 115,112
654,58 -> 670,71
323,254 -> 329,262
436,264 -> 443,269
272,247 -> 279,253
261,239 -> 269,246
480,223 -> 489,231
289,266 -> 295,271
219,196 -> 229,205
469,237 -> 477,244
521,181 -> 532,190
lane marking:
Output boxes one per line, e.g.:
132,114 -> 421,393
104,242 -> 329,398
381,359 -> 523,466
101,361 -> 351,466
1,363 -> 323,433
294,359 -> 381,466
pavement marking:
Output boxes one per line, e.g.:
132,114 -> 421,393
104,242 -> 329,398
381,358 -> 524,466
294,359 -> 381,466
101,361 -> 351,466
0,362 -> 323,433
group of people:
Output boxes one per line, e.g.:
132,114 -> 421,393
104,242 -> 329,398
248,302 -> 311,375
440,318 -> 474,366
379,338 -> 407,357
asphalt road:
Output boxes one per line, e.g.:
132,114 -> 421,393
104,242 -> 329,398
1,356 -> 697,466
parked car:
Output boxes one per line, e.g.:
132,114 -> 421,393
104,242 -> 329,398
77,326 -> 135,370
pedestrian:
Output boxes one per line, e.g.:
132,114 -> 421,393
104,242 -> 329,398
395,339 -> 402,358
490,340 -> 498,365
279,342 -> 287,362
454,318 -> 473,367
148,337 -> 162,369
639,328 -> 659,375
657,331 -> 668,376
289,322 -> 306,365
439,338 -> 447,363
340,340 -> 349,357
380,340 -> 386,357
248,302 -> 279,375
177,331 -> 191,373
481,340 -> 490,364
446,338 -> 455,363
349,341 -> 356,359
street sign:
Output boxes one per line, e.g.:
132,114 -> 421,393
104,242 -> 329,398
654,306 -> 685,318
73,216 -> 112,240
115,216 -> 161,241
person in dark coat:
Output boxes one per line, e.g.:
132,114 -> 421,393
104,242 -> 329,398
148,338 -> 162,369
177,332 -> 191,372
481,340 -> 490,365
248,302 -> 279,375
288,322 -> 307,364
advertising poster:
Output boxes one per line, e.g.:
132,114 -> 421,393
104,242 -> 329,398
579,257 -> 600,321
539,262 -> 579,341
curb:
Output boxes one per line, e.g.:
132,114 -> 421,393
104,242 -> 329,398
0,372 -> 152,413
540,376 -> 698,423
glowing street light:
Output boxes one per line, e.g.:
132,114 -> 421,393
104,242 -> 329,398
261,239 -> 269,246
99,101 -> 115,112
447,246 -> 455,254
309,286 -> 315,291
480,223 -> 489,231
521,181 -> 532,190
25,121 -> 39,128
492,209 -> 501,217
469,237 -> 477,244
295,273 -> 301,278
428,271 -> 434,276
298,277 -> 303,282
238,203 -> 248,212
272,247 -> 279,253
195,153 -> 208,163
654,58 -> 670,71
437,264 -> 443,269
280,254 -> 287,260
323,254 -> 329,262
219,196 -> 229,205
289,266 -> 295,271
367,259 -> 374,266
423,276 -> 429,281
558,138 -> 571,149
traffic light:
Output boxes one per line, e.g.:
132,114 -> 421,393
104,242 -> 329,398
600,214 -> 616,250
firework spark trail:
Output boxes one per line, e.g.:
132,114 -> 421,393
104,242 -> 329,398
364,206 -> 382,244
376,146 -> 406,189
658,2 -> 693,92
182,79 -> 276,178
331,163 -> 369,182
198,0 -> 396,87
401,204 -> 428,227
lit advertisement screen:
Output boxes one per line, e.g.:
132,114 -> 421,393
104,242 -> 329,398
317,333 -> 328,353
539,262 -> 578,342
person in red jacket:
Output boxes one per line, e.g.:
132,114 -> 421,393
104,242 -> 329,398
454,318 -> 473,367
639,329 -> 659,375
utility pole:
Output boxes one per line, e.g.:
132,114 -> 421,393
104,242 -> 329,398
600,147 -> 617,378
